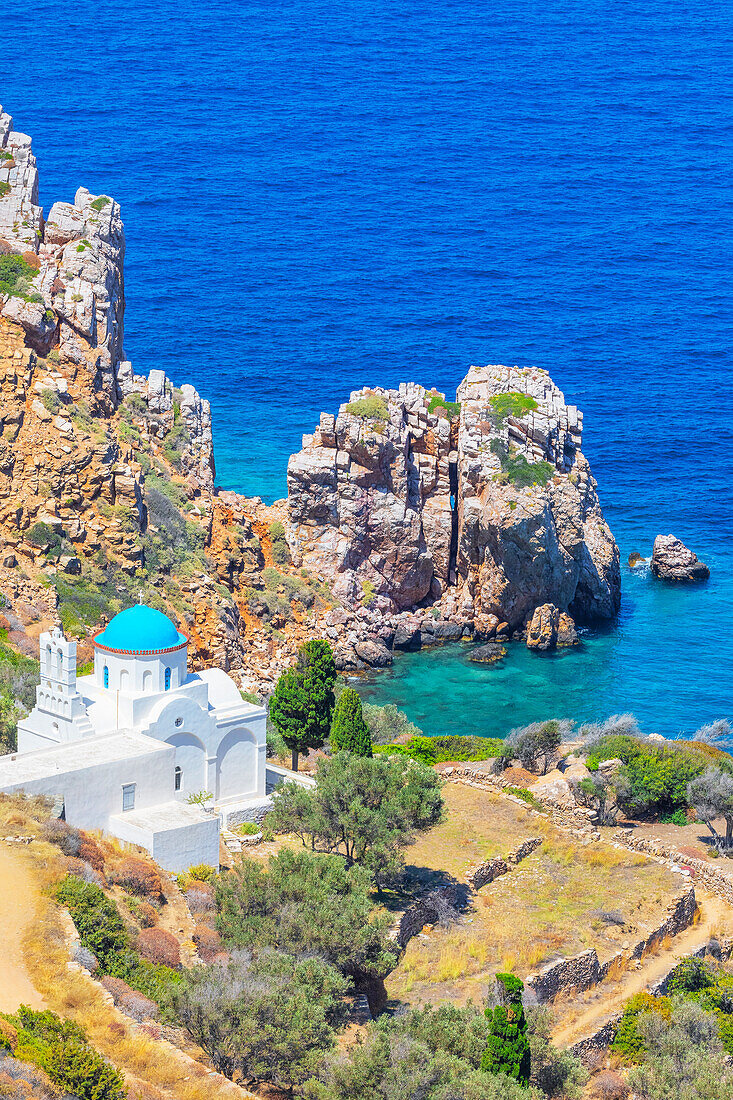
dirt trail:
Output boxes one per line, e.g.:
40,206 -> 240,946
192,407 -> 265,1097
552,889 -> 733,1048
0,844 -> 46,1012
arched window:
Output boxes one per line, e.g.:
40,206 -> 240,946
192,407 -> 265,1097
103,665 -> 109,689
164,667 -> 171,691
174,765 -> 182,791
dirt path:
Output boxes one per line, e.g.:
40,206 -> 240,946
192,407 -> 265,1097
552,889 -> 733,1048
0,844 -> 46,1012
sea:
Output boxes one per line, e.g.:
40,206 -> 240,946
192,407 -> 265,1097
6,0 -> 733,739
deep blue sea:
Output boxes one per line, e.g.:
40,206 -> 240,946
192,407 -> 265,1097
6,0 -> 733,738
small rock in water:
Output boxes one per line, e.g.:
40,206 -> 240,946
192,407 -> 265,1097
628,550 -> 645,567
650,534 -> 710,582
469,642 -> 507,664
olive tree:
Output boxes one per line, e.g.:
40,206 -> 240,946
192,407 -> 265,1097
687,768 -> 733,854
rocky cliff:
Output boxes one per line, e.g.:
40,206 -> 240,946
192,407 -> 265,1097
0,106 -> 335,689
287,366 -> 620,645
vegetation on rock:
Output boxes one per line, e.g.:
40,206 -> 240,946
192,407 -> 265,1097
345,393 -> 389,421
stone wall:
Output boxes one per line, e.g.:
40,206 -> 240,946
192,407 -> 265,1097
396,885 -> 461,949
525,886 -> 697,1003
465,836 -> 542,888
615,829 -> 733,906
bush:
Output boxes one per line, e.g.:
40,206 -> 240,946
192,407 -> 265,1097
345,394 -> 388,421
185,883 -> 215,914
169,950 -> 348,1087
110,857 -> 164,903
90,196 -> 110,211
192,925 -> 225,962
0,254 -> 40,299
375,733 -> 503,764
43,819 -> 84,857
123,895 -> 158,927
269,521 -> 291,565
502,720 -> 569,774
482,973 -> 531,1084
590,1071 -> 629,1099
362,702 -> 423,744
426,393 -> 461,418
55,877 -> 128,968
4,1007 -> 124,1100
215,848 -> 400,985
100,976 -> 158,1022
611,992 -> 671,1062
489,392 -> 539,423
136,927 -> 181,969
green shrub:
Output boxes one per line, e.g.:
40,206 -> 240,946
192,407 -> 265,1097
490,439 -> 555,488
41,389 -> 61,414
3,1006 -> 125,1100
611,991 -> 670,1062
27,521 -> 60,551
504,785 -> 546,812
482,973 -> 531,1084
660,809 -> 688,826
269,520 -> 291,565
237,821 -> 260,835
374,734 -> 503,765
427,393 -> 461,418
0,181 -> 10,198
345,394 -> 388,421
488,392 -> 539,423
90,195 -> 111,211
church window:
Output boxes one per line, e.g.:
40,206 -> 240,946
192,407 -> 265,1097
165,667 -> 171,691
122,783 -> 136,812
175,717 -> 183,727
174,765 -> 182,791
103,665 -> 109,688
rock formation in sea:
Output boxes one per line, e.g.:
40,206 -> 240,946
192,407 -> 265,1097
651,534 -> 710,583
287,367 -> 620,656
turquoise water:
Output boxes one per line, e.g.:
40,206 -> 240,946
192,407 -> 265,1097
358,559 -> 731,740
6,0 -> 733,738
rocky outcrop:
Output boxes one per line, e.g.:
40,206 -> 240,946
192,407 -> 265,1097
651,534 -> 710,582
287,367 -> 620,638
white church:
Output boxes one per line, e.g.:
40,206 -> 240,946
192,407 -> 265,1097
0,603 -> 272,871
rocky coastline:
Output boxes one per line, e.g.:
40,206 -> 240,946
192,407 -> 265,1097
0,104 -> 620,696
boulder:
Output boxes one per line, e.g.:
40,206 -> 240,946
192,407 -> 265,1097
469,642 -> 507,664
651,534 -> 710,582
287,367 -> 620,628
332,645 -> 361,671
354,639 -> 392,668
429,620 -> 464,641
393,622 -> 422,650
526,603 -> 560,651
557,612 -> 578,647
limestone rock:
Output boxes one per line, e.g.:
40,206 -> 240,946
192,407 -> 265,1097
651,534 -> 710,582
526,603 -> 560,651
557,612 -> 578,647
353,638 -> 392,667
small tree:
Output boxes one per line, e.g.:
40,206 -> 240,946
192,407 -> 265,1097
169,950 -> 348,1089
505,720 -> 568,775
269,640 -> 336,771
687,768 -> 733,854
269,752 -> 443,882
570,773 -> 630,826
330,688 -> 372,756
482,973 -> 531,1085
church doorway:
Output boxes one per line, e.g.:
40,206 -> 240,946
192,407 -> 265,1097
165,732 -> 206,799
215,728 -> 257,801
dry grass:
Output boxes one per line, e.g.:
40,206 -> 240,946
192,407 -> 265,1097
386,783 -> 681,1009
0,793 -> 255,1100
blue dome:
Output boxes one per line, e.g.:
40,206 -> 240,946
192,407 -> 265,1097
95,604 -> 186,653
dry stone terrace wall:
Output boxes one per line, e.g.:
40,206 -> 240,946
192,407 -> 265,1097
396,885 -> 462,949
465,836 -> 542,889
615,829 -> 733,906
524,886 -> 697,1004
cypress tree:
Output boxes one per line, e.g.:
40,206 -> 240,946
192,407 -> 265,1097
330,688 -> 373,757
481,972 -> 530,1084
269,639 -> 337,771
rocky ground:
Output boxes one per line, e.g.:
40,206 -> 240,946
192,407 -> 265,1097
0,105 -> 620,697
